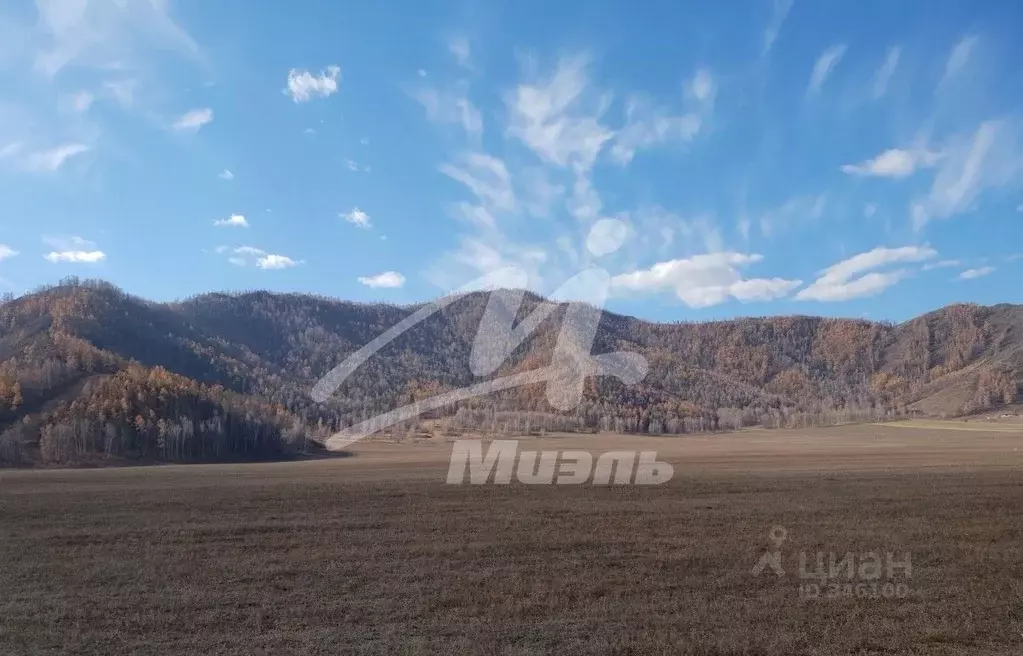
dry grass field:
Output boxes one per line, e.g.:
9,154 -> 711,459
3,422 -> 1023,655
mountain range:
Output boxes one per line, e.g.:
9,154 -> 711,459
0,277 -> 1019,466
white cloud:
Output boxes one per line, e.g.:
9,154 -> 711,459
958,266 -> 994,280
43,235 -> 104,263
44,250 -> 105,263
285,66 -> 341,102
611,252 -> 800,308
808,44 -> 847,95
795,245 -> 936,301
0,245 -> 19,261
505,56 -> 613,171
911,120 -> 1022,229
841,148 -> 939,178
257,254 -> 299,270
730,278 -> 804,302
922,259 -> 961,271
224,246 -> 301,269
448,37 -> 471,68
417,68 -> 427,78
358,271 -> 406,288
218,169 -> 233,180
762,0 -> 793,56
872,46 -> 901,100
172,107 -> 213,131
414,87 -> 483,137
213,214 -> 248,228
341,207 -> 372,229
23,143 -> 88,172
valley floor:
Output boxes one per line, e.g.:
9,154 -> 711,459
2,422 -> 1022,655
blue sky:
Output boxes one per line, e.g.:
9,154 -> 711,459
1,0 -> 1022,323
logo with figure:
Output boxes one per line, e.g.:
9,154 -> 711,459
312,218 -> 649,450
751,526 -> 914,601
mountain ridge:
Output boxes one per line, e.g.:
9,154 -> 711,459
0,277 -> 1019,466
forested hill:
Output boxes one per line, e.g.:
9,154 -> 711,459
0,278 -> 1020,466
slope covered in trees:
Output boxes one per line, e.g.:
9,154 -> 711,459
0,278 -> 1020,466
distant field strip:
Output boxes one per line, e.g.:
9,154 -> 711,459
881,419 -> 1023,433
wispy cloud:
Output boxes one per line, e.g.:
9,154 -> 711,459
103,79 -> 137,109
505,55 -> 613,171
922,259 -> 962,271
218,169 -> 233,181
69,91 -> 94,112
872,46 -> 901,99
940,36 -> 976,88
414,86 -> 482,137
795,246 -> 936,301
172,108 -> 213,131
341,207 -> 372,229
448,36 -> 471,69
807,44 -> 847,95
841,147 -> 939,178
33,0 -> 199,76
958,266 -> 994,280
911,120 -> 1022,229
358,271 -> 406,288
762,0 -> 794,56
0,245 -> 19,262
440,152 -> 517,215
758,194 -> 826,237
285,66 -> 341,102
23,143 -> 89,172
611,67 -> 714,165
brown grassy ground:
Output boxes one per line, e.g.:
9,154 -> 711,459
2,422 -> 1023,655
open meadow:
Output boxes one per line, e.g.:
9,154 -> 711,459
2,421 -> 1023,655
